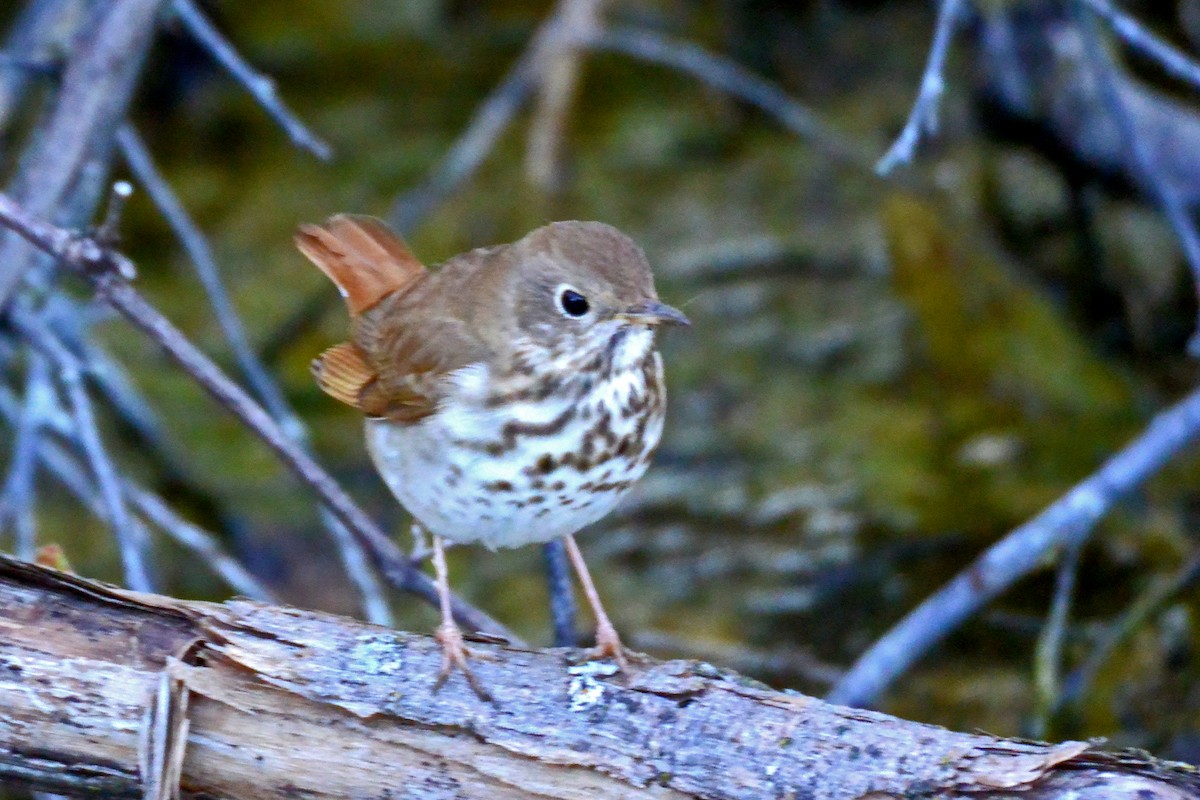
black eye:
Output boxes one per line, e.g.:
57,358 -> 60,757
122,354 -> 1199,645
559,289 -> 589,317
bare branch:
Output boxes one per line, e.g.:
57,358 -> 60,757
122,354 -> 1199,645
116,128 -> 393,623
125,484 -> 276,603
171,0 -> 331,161
5,555 -> 1197,800
0,348 -> 48,558
319,507 -> 393,627
387,49 -> 537,232
1031,538 -> 1084,738
0,375 -> 274,602
387,0 -> 603,231
114,125 -> 303,449
593,27 -> 877,174
543,537 -> 579,647
0,191 -> 517,642
1062,549 -> 1200,708
1074,0 -> 1200,353
0,0 -> 165,310
10,305 -> 155,592
1080,0 -> 1200,91
95,179 -> 133,246
829,383 -> 1200,707
874,0 -> 965,175
0,0 -> 81,132
524,0 -> 607,193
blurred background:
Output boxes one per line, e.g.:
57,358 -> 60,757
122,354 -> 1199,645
3,0 -> 1200,761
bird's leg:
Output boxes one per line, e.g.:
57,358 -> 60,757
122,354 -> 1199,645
409,520 -> 433,564
430,533 -> 492,700
563,534 -> 628,670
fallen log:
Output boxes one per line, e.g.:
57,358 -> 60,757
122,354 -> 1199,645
0,554 -> 1195,799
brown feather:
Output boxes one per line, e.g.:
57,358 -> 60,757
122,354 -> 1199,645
304,218 -> 664,427
311,342 -> 375,409
353,304 -> 486,423
295,214 -> 426,315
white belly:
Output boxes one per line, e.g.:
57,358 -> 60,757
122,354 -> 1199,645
364,350 -> 665,549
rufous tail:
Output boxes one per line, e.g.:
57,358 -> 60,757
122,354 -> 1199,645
295,214 -> 426,315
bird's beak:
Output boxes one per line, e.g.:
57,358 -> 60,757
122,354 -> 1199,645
618,300 -> 691,328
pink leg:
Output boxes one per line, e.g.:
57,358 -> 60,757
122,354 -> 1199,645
563,534 -> 628,670
430,533 -> 491,700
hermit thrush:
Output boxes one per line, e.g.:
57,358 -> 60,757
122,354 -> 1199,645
296,215 -> 688,696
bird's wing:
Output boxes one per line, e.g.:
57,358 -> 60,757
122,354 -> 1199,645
354,308 -> 487,423
300,214 -> 493,423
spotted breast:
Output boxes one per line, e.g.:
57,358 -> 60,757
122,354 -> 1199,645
298,214 -> 687,692
366,326 -> 665,549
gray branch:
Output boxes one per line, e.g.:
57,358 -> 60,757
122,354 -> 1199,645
594,27 -> 877,175
0,191 -> 515,642
830,382 -> 1200,707
9,305 -> 155,592
2,554 -> 1196,800
0,0 -> 166,309
171,0 -> 331,161
875,0 -> 965,175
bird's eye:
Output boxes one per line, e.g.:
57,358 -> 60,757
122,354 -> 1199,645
558,288 -> 590,318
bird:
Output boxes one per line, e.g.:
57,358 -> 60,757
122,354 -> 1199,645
296,214 -> 688,696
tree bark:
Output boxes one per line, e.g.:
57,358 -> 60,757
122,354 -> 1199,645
0,0 -> 166,309
0,554 -> 1195,800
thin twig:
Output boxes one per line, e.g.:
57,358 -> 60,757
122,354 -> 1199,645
1075,0 -> 1200,354
387,48 -> 539,233
95,180 -> 133,247
1031,539 -> 1084,739
0,0 -> 81,133
171,0 -> 331,161
0,0 -> 165,310
0,375 -> 273,602
525,0 -> 606,193
125,484 -> 276,602
116,130 -> 392,622
10,306 -> 154,592
0,377 -> 273,601
320,510 -> 393,625
43,296 -> 259,557
593,27 -> 877,174
828,383 -> 1200,707
874,0 -> 965,175
387,0 -> 598,231
1080,0 -> 1200,91
115,127 -> 306,442
1062,550 -> 1200,707
48,304 -> 176,463
543,538 -> 578,647
0,192 -> 517,642
0,350 -> 49,558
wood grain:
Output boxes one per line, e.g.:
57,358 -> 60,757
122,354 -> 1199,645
0,554 -> 1196,799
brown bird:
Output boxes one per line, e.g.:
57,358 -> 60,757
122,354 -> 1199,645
296,215 -> 688,696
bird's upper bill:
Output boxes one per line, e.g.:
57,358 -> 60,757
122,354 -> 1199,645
616,300 -> 691,328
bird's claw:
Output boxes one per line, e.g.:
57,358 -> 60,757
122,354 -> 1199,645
580,619 -> 629,672
433,622 -> 495,701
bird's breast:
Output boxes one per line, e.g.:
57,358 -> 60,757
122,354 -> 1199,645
364,345 -> 667,549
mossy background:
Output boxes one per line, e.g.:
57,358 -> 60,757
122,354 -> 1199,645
4,0 -> 1200,759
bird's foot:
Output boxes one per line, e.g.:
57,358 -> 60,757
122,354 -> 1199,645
580,618 -> 629,672
433,621 -> 495,701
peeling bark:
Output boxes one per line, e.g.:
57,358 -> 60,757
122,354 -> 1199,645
0,555 -> 1196,799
